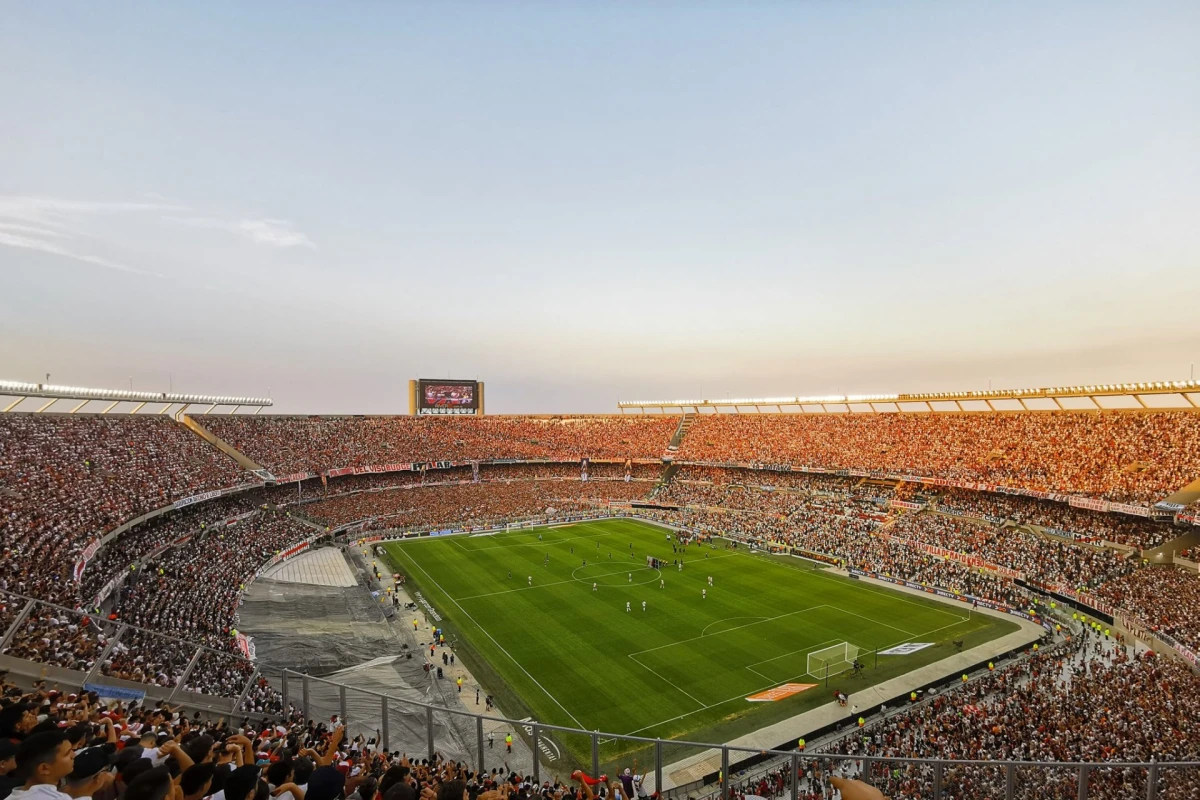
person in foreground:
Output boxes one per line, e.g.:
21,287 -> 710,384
829,776 -> 887,800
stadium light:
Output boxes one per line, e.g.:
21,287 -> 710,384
618,379 -> 1200,412
0,380 -> 272,408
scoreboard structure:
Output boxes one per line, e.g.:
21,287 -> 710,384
409,379 -> 484,416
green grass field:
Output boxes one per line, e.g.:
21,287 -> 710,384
380,518 -> 1016,764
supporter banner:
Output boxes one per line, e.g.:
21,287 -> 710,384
174,489 -> 225,510
73,537 -> 102,582
683,461 -> 1155,518
83,683 -> 146,703
353,463 -> 415,475
272,472 -> 315,484
889,500 -> 926,511
252,470 -> 275,482
876,530 -> 1023,579
172,484 -> 259,511
1107,501 -> 1151,518
326,467 -> 355,478
234,633 -> 256,661
937,507 -> 1006,526
1155,501 -> 1186,513
1033,581 -> 1118,618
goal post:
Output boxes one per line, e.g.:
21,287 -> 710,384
807,642 -> 861,680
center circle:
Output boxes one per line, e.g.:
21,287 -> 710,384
571,564 -> 662,587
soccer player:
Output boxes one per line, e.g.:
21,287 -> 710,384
626,602 -> 631,612
707,576 -> 713,586
677,562 -> 682,571
642,601 -> 646,612
528,576 -> 532,586
660,580 -> 664,589
628,573 -> 632,582
593,583 -> 597,591
702,589 -> 706,599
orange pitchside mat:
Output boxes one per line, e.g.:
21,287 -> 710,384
746,683 -> 818,702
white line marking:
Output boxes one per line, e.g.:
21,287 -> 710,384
454,564 -> 661,600
701,616 -> 766,636
738,547 -> 968,622
826,605 -> 918,635
743,637 -> 841,681
628,653 -> 705,707
398,548 -> 588,730
450,523 -> 614,552
630,605 -> 830,657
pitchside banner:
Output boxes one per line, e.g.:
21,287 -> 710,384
849,568 -> 1053,631
687,461 -> 1156,519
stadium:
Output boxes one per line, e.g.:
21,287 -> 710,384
4,4 -> 1200,800
2,376 -> 1200,800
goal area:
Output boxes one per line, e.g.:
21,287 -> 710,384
807,642 -> 861,679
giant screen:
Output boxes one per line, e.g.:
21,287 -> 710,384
417,379 -> 479,415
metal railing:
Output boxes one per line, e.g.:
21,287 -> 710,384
280,668 -> 1192,800
0,588 -> 271,717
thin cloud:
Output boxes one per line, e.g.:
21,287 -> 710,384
237,218 -> 315,248
0,194 -> 177,277
169,215 -> 316,248
0,195 -> 313,282
0,222 -> 71,239
0,196 -> 182,224
0,230 -> 161,276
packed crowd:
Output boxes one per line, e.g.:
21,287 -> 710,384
0,416 -> 249,607
79,492 -> 275,604
814,634 -> 1200,798
111,512 -> 315,651
1094,566 -> 1200,651
1,510 -> 315,702
887,514 -> 1136,591
304,479 -> 653,531
676,411 -> 1200,504
935,489 -> 1178,549
202,416 -> 678,474
0,675 -> 662,800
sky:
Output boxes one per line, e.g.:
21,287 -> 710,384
1,2 -> 1198,414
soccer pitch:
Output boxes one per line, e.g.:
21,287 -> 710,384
381,518 -> 1016,757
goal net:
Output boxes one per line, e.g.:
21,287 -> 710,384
807,642 -> 861,679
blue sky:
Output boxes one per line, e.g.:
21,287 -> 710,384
1,2 -> 1198,413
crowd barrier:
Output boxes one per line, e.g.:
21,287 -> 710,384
279,669 -> 1189,800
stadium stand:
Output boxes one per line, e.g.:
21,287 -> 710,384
200,415 -> 679,473
0,415 -> 250,606
3,406 -> 1200,799
675,411 -> 1200,504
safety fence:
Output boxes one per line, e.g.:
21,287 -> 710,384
280,669 -> 1191,800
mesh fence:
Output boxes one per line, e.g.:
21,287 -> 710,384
0,591 -> 26,636
5,602 -> 118,672
1156,764 -> 1198,799
98,627 -> 199,689
1012,763 -> 1082,799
